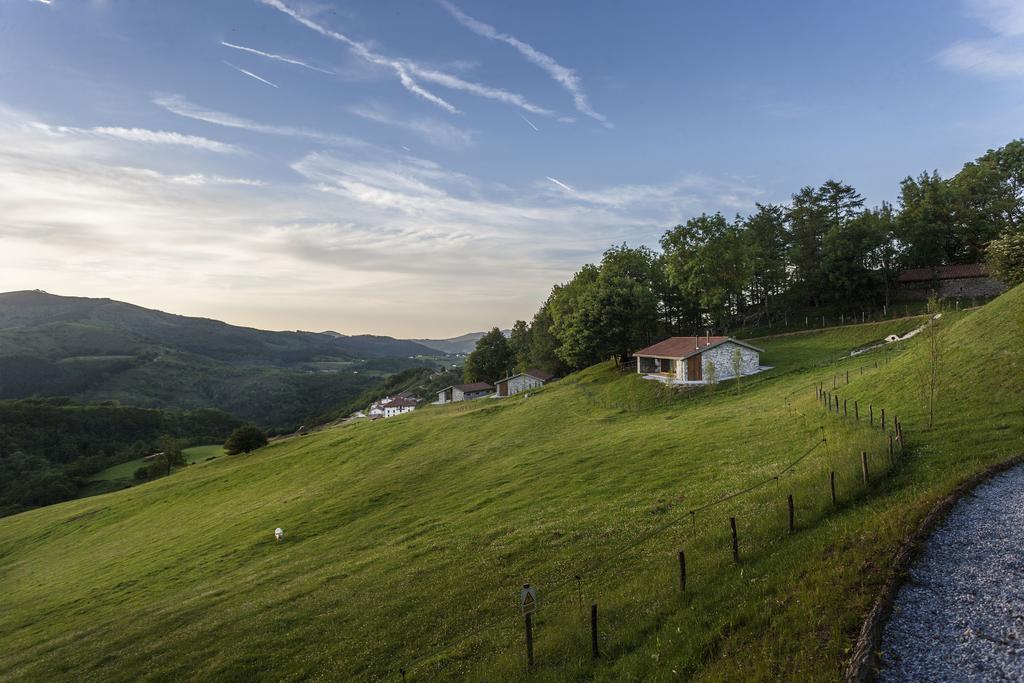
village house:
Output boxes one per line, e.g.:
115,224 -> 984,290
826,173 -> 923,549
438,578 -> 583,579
437,382 -> 493,404
633,336 -> 764,384
382,397 -> 417,418
494,368 -> 554,397
896,263 -> 1006,300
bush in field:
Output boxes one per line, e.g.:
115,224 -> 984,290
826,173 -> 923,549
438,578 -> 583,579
987,232 -> 1024,286
224,425 -> 268,455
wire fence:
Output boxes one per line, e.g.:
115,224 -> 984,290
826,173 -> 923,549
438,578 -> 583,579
397,355 -> 908,680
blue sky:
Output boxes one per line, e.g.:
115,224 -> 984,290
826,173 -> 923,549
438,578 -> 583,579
0,0 -> 1021,337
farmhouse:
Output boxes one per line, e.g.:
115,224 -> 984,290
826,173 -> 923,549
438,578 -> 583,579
437,382 -> 493,404
494,368 -> 554,397
382,398 -> 416,418
896,263 -> 1006,300
633,336 -> 764,384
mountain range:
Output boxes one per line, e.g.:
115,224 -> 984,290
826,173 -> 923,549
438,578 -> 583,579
0,290 -> 442,427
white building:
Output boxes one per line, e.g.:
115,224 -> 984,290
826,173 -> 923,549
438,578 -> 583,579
633,336 -> 764,384
382,398 -> 417,418
494,368 -> 554,397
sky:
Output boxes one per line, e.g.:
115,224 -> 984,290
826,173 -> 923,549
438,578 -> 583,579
0,0 -> 1022,338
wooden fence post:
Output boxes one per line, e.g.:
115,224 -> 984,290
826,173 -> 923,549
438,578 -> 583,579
678,550 -> 686,592
730,517 -> 739,564
787,494 -> 795,534
525,613 -> 534,668
854,400 -> 859,420
881,408 -> 886,431
591,603 -> 599,659
830,471 -> 837,507
861,451 -> 869,484
888,434 -> 894,464
843,399 -> 847,417
846,370 -> 849,384
869,405 -> 874,425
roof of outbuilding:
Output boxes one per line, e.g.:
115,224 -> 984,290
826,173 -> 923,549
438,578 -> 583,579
897,263 -> 990,282
438,382 -> 493,393
496,368 -> 555,384
633,336 -> 763,359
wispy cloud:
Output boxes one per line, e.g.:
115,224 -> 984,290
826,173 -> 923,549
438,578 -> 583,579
938,0 -> 1024,78
257,0 -> 459,113
224,60 -> 279,88
437,0 -> 611,128
257,0 -> 558,118
221,40 -> 333,74
30,122 -> 240,153
348,103 -> 474,149
153,94 -> 364,147
30,0 -> 53,4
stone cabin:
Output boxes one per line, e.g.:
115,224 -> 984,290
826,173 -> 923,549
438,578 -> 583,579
633,336 -> 763,384
437,382 -> 493,404
896,263 -> 1006,300
494,368 -> 554,397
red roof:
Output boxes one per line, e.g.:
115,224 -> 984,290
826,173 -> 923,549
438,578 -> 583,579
633,336 -> 762,359
524,368 -> 554,381
897,263 -> 989,282
385,398 -> 417,408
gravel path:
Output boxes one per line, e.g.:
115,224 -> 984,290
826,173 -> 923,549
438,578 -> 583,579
879,464 -> 1024,682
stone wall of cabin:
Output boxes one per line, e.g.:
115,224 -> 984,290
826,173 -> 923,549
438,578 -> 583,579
701,342 -> 760,381
507,374 -> 544,396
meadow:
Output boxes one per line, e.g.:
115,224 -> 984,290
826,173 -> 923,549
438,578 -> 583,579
0,286 -> 1021,681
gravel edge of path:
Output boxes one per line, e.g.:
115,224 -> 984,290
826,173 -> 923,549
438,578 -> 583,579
843,452 -> 1024,683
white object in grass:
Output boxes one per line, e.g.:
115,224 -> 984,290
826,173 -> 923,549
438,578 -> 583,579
274,527 -> 284,542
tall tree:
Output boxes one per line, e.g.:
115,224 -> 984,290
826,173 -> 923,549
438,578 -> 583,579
507,320 -> 532,371
897,170 -> 958,267
743,203 -> 789,318
463,328 -> 514,384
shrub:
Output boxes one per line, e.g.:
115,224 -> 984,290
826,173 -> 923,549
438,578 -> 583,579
987,232 -> 1024,286
224,425 -> 268,455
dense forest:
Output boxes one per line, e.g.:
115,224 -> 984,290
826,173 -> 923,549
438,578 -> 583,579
0,398 -> 243,516
463,140 -> 1024,381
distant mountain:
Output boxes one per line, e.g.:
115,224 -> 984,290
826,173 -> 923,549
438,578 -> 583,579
413,330 -> 511,355
0,291 -> 439,427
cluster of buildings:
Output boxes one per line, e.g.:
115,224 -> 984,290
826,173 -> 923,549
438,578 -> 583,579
367,391 -> 421,419
436,368 -> 555,404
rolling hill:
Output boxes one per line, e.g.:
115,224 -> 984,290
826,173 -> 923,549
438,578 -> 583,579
413,330 -> 511,355
0,286 -> 1021,680
0,290 -> 442,427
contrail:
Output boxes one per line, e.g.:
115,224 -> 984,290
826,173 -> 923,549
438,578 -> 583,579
438,0 -> 611,128
221,41 -> 333,74
223,61 -> 279,88
519,114 -> 540,132
546,176 -> 574,193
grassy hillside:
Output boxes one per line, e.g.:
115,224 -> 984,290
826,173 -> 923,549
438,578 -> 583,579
0,289 -> 1021,681
0,291 -> 444,427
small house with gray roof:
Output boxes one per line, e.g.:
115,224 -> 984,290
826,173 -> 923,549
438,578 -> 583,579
633,336 -> 764,384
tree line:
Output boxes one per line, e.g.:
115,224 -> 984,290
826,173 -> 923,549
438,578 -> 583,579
0,398 -> 244,516
464,139 -> 1024,381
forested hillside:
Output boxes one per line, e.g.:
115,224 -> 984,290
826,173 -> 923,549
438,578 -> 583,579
0,398 -> 242,516
0,291 -> 443,426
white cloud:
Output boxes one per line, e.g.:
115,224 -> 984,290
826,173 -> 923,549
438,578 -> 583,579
348,103 -> 474,149
221,41 -> 333,74
153,94 -> 364,147
223,61 -> 279,88
29,122 -> 240,153
258,0 -> 559,118
0,103 -> 764,336
437,0 -> 610,127
938,0 -> 1024,78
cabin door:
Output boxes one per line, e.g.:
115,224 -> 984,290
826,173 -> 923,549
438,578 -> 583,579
499,381 -> 508,396
687,354 -> 702,381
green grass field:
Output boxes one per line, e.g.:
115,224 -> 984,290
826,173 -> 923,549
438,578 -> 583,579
0,287 -> 1021,681
78,444 -> 227,498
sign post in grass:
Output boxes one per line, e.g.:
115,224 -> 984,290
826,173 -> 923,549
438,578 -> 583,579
730,517 -> 739,564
